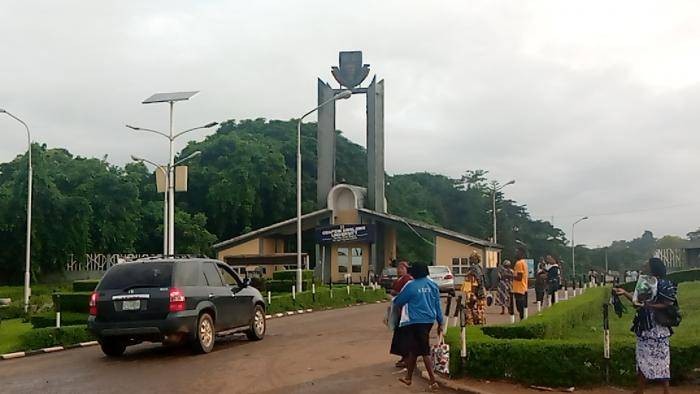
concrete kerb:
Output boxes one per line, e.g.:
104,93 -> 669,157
1,341 -> 99,361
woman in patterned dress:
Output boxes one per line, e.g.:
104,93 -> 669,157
496,260 -> 514,315
614,257 -> 677,394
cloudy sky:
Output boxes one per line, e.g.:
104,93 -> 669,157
1,1 -> 699,246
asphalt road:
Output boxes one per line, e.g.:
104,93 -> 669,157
0,302 -> 449,394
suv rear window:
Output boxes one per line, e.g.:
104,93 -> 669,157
382,268 -> 397,276
97,262 -> 173,290
429,266 -> 449,274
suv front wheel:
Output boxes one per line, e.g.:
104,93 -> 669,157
191,312 -> 215,354
246,305 -> 266,341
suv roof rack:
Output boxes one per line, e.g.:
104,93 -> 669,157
137,254 -> 212,261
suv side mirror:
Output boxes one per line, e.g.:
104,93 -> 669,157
242,278 -> 251,287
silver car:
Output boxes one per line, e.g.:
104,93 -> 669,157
428,265 -> 455,293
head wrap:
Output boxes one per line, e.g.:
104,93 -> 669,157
648,257 -> 667,278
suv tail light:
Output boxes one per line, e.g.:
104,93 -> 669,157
169,287 -> 186,312
89,291 -> 98,316
444,274 -> 454,280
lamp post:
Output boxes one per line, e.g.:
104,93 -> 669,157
491,179 -> 515,244
1,109 -> 32,313
295,90 -> 352,292
130,151 -> 201,255
571,216 -> 589,277
127,91 -> 216,256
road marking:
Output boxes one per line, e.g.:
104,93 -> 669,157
79,341 -> 98,347
1,352 -> 25,360
43,347 -> 64,353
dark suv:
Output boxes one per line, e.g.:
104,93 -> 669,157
87,257 -> 266,357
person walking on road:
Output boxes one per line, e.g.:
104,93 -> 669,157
614,257 -> 678,394
496,260 -> 514,315
511,248 -> 529,320
393,263 -> 443,391
389,261 -> 413,368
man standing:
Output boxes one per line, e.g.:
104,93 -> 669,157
511,248 -> 529,320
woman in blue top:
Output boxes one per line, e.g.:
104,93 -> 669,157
614,257 -> 678,394
392,263 -> 443,391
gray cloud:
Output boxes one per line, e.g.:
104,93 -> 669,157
1,0 -> 698,246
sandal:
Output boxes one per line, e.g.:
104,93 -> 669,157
429,381 -> 440,391
395,361 -> 407,368
398,377 -> 412,386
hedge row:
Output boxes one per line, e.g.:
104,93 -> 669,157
19,325 -> 94,351
30,312 -> 88,329
72,280 -> 99,292
619,269 -> 700,292
54,292 -> 91,314
266,279 -> 314,293
446,328 -> 700,387
0,302 -> 25,320
266,286 -> 386,314
482,287 -> 609,339
271,269 -> 314,281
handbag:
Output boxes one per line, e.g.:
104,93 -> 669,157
430,334 -> 450,375
654,303 -> 682,328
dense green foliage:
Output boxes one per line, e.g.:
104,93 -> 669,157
55,292 -> 91,314
72,280 -> 99,292
0,118 -> 694,284
271,269 -> 314,281
447,282 -> 700,386
30,312 -> 87,329
266,286 -> 386,314
19,325 -> 94,351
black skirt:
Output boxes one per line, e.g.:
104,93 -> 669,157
392,323 -> 433,357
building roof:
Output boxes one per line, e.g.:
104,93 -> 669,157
212,209 -> 332,251
682,240 -> 700,250
358,208 -> 500,249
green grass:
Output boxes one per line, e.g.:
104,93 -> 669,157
0,283 -> 72,300
565,281 -> 700,343
0,319 -> 32,354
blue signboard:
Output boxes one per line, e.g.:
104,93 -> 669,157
315,224 -> 375,244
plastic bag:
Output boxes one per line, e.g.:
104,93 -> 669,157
431,335 -> 450,375
633,275 -> 657,304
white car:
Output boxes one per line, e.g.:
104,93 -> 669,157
428,266 -> 455,293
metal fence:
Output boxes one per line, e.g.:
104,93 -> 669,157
64,253 -> 159,272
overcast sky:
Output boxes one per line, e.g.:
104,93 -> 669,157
1,1 -> 699,246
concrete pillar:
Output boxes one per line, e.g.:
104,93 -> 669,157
316,79 -> 336,209
366,76 -> 386,213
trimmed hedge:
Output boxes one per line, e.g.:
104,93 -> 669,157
446,327 -> 700,387
55,292 -> 91,314
482,287 -> 609,339
271,270 -> 314,281
19,325 -> 94,351
620,269 -> 700,292
30,312 -> 88,329
266,286 -> 387,314
266,279 -> 313,293
0,302 -> 26,320
72,280 -> 99,292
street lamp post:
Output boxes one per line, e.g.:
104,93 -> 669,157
131,152 -> 201,255
571,216 -> 589,277
1,109 -> 32,313
127,91 -> 216,256
295,90 -> 352,292
491,179 -> 515,244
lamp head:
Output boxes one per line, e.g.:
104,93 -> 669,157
188,151 -> 202,159
125,124 -> 140,131
204,122 -> 218,128
506,179 -> 516,186
334,90 -> 352,100
0,109 -> 6,113
130,155 -> 143,162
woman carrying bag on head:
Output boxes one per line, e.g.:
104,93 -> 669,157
614,257 -> 680,394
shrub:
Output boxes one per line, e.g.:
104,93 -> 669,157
266,286 -> 386,314
72,280 -> 99,292
19,325 -> 94,351
30,312 -> 88,329
249,277 -> 266,292
0,302 -> 26,320
266,279 -> 313,293
271,270 -> 314,281
619,269 -> 700,292
482,287 -> 608,339
54,292 -> 91,314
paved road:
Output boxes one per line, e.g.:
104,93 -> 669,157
0,302 -> 449,394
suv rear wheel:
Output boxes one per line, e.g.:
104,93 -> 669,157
191,312 -> 215,354
100,339 -> 126,357
246,305 -> 266,341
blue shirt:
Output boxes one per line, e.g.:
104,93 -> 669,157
392,277 -> 444,327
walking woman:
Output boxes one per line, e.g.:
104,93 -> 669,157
614,257 -> 678,394
496,260 -> 514,315
393,263 -> 443,391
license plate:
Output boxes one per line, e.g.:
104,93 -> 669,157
122,300 -> 141,311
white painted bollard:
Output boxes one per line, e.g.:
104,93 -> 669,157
267,291 -> 271,305
56,311 -> 61,328
563,289 -> 568,300
554,292 -> 559,304
510,314 -> 516,324
537,301 -> 542,312
312,283 -> 316,295
330,288 -> 333,299
460,326 -> 467,358
523,307 -> 529,320
292,285 -> 296,301
362,284 -> 366,292
347,285 -> 350,295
